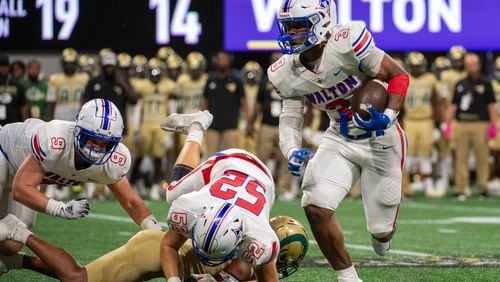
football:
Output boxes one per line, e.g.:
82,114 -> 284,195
350,79 -> 388,121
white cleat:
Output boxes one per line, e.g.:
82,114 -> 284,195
0,214 -> 29,243
372,237 -> 391,256
160,111 -> 213,135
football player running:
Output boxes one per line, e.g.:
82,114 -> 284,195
269,0 -> 409,281
0,214 -> 308,281
159,111 -> 280,281
0,98 -> 161,273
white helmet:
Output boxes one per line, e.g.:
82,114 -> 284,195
74,99 -> 123,165
277,0 -> 337,54
191,202 -> 243,266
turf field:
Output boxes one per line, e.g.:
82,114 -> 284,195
3,192 -> 500,281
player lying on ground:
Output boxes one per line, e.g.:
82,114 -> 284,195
160,112 -> 285,281
0,99 -> 160,274
0,214 -> 307,282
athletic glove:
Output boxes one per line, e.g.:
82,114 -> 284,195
288,148 -> 314,177
45,198 -> 90,219
353,104 -> 390,132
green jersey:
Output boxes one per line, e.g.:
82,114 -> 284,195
21,79 -> 49,120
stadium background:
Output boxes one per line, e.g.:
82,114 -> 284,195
2,0 -> 500,281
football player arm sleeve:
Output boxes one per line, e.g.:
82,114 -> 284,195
160,230 -> 187,281
279,97 -> 305,159
108,177 -> 160,229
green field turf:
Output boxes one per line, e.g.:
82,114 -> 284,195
3,193 -> 500,281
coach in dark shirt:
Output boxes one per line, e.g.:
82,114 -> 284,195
201,50 -> 248,156
0,54 -> 28,125
82,52 -> 138,135
444,52 -> 497,199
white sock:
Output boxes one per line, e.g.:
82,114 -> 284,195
186,123 -> 204,144
336,265 -> 360,282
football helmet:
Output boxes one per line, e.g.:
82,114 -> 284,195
448,45 -> 466,70
99,48 -> 113,58
148,57 -> 163,83
191,203 -> 243,267
270,215 -> 309,279
132,55 -> 148,78
118,53 -> 132,69
405,51 -> 427,77
277,0 -> 337,54
157,46 -> 176,62
166,53 -> 184,81
431,56 -> 451,79
78,54 -> 96,75
242,61 -> 263,85
62,48 -> 78,75
74,99 -> 123,165
186,51 -> 207,79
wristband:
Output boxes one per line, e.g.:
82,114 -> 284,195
383,108 -> 399,124
140,214 -> 162,230
45,199 -> 65,217
167,277 -> 181,282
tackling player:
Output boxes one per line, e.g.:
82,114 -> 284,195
269,0 -> 409,280
160,111 -> 280,281
0,99 -> 161,273
0,214 -> 308,281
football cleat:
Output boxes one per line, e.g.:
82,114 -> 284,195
371,237 -> 391,256
160,111 -> 213,134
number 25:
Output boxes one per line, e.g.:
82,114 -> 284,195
209,170 -> 266,216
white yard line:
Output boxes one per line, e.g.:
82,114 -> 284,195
403,202 -> 500,214
308,240 -> 433,257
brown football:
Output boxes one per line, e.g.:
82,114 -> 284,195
350,79 -> 388,121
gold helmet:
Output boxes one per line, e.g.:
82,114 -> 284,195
448,45 -> 467,61
270,216 -> 309,279
186,51 -> 206,79
431,56 -> 451,77
157,46 -> 176,61
495,57 -> 500,70
405,51 -> 427,75
166,53 -> 184,80
62,48 -> 78,63
132,54 -> 148,78
99,48 -> 113,58
242,61 -> 263,85
117,53 -> 132,69
148,57 -> 163,83
78,54 -> 96,74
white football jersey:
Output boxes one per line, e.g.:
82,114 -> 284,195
268,21 -> 385,137
0,119 -> 131,185
166,148 -> 279,267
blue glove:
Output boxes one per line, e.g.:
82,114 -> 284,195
288,148 -> 314,177
353,104 -> 390,135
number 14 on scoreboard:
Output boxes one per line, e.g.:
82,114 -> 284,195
149,0 -> 201,45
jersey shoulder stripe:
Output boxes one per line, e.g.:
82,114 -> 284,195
31,133 -> 46,162
352,27 -> 373,59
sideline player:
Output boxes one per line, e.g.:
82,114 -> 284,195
159,111 -> 280,281
0,214 -> 308,281
0,99 -> 161,273
269,0 -> 408,280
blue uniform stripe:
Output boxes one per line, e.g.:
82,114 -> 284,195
203,203 -> 232,253
356,36 -> 373,58
102,99 -> 110,130
352,27 -> 367,47
283,0 -> 290,12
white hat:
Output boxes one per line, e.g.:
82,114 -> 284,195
101,52 -> 117,66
